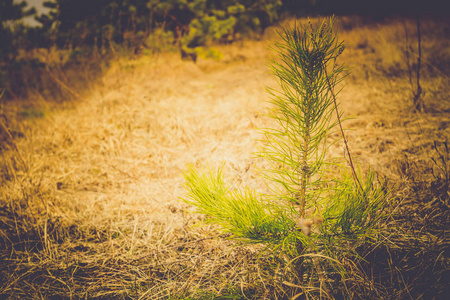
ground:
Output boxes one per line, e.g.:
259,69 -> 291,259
1,15 -> 449,299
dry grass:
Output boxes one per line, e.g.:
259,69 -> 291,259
1,16 -> 449,299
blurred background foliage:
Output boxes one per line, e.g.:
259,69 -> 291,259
0,0 -> 447,99
2,0 -> 284,61
2,0 -> 285,98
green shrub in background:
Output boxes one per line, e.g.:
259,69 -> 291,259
149,0 -> 282,60
183,17 -> 391,298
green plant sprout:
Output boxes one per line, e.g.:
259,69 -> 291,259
182,17 -> 390,298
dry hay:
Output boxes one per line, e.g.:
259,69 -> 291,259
1,16 -> 449,299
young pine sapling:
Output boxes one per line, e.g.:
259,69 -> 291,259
182,17 -> 390,297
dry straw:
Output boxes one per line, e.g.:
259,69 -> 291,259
1,16 -> 448,300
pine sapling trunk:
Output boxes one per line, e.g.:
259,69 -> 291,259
300,112 -> 311,218
299,79 -> 314,217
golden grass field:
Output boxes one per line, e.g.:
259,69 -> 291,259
1,16 -> 449,299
